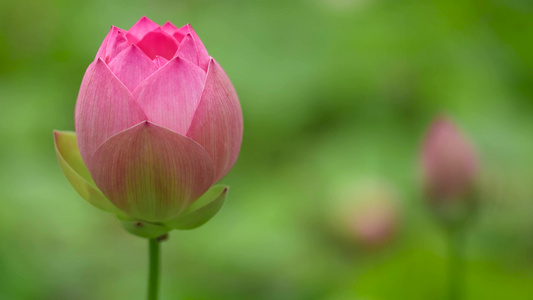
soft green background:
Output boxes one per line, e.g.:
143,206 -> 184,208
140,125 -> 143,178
1,0 -> 533,299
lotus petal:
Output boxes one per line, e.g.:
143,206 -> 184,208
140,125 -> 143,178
187,59 -> 243,182
133,57 -> 205,135
173,24 -> 209,71
136,29 -> 178,60
126,16 -> 159,44
161,21 -> 178,35
95,26 -> 123,61
175,34 -> 198,66
75,58 -> 147,162
89,121 -> 215,222
108,44 -> 158,91
103,28 -> 129,64
172,25 -> 189,43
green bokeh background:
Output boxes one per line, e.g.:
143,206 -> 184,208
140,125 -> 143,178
1,0 -> 533,299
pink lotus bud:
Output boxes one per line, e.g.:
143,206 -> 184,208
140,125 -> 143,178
65,17 -> 242,223
351,198 -> 399,248
332,181 -> 400,249
421,117 -> 478,203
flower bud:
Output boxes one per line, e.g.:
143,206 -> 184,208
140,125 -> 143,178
420,117 -> 479,225
351,197 -> 399,248
54,17 -> 241,233
333,180 -> 400,249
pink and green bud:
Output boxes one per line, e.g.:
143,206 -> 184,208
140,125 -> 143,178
331,181 -> 400,249
421,117 -> 478,203
420,117 -> 479,226
54,17 -> 242,231
351,198 -> 399,248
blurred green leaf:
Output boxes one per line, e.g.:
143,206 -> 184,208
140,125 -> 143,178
53,130 -> 126,217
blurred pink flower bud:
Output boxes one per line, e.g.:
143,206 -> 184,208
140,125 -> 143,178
351,198 -> 399,248
56,17 -> 242,224
421,117 -> 478,203
333,180 -> 400,249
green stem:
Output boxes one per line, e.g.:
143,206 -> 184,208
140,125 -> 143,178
447,229 -> 465,300
148,238 -> 160,300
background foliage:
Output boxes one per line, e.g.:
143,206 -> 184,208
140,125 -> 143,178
1,0 -> 533,299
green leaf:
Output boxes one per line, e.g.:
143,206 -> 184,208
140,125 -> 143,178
53,130 -> 126,217
165,185 -> 228,230
118,215 -> 170,239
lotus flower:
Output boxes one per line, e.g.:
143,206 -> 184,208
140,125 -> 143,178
421,117 -> 478,203
54,17 -> 242,236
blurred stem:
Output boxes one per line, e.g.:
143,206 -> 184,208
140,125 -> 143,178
148,238 -> 160,300
447,228 -> 465,300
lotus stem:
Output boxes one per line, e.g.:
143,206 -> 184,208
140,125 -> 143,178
148,238 -> 161,300
447,228 -> 465,300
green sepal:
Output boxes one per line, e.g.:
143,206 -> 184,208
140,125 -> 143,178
117,215 -> 171,239
165,185 -> 228,230
53,130 -> 127,218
